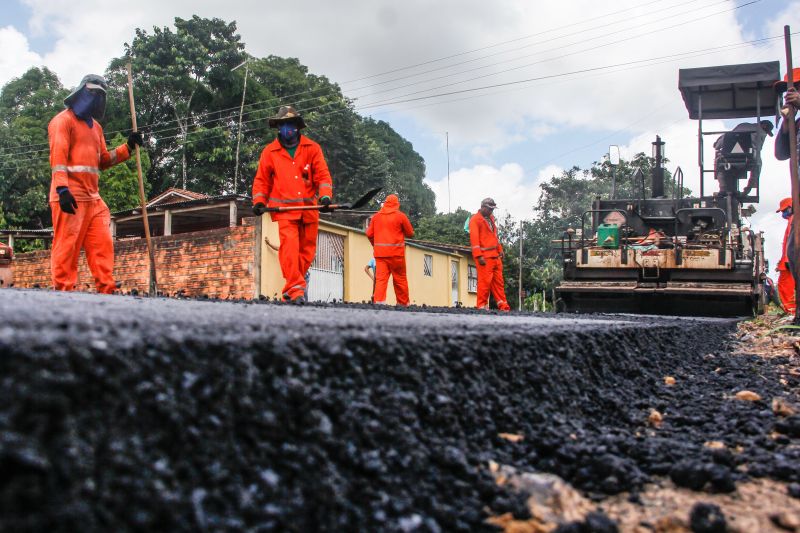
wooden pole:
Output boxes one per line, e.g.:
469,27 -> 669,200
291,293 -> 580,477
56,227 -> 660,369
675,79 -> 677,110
518,221 -> 523,311
782,27 -> 800,321
127,62 -> 158,297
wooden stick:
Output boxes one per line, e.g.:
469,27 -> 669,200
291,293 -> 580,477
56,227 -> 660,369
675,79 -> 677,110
783,27 -> 800,321
126,62 -> 158,297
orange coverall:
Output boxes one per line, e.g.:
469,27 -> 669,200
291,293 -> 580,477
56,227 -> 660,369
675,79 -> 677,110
252,136 -> 332,300
48,109 -> 130,293
778,215 -> 796,314
366,195 -> 414,305
469,212 -> 510,311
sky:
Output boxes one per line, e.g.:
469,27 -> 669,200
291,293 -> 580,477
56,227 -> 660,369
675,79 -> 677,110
1,0 -> 799,271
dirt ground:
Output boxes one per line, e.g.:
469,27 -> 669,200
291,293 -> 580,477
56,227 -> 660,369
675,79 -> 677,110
490,309 -> 800,533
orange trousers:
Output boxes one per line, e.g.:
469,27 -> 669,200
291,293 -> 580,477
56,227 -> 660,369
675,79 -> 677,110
278,219 -> 318,299
374,256 -> 409,306
50,199 -> 116,294
476,256 -> 510,311
778,269 -> 796,314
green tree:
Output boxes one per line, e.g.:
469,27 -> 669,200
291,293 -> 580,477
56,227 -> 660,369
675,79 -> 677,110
358,118 -> 435,222
104,16 -> 249,195
0,16 -> 441,235
0,67 -> 67,230
414,208 -> 472,246
100,16 -> 433,216
99,133 -> 151,212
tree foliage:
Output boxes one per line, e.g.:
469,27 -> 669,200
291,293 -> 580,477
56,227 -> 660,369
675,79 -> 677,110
414,209 -> 472,246
0,16 -> 435,232
99,134 -> 151,213
0,67 -> 67,230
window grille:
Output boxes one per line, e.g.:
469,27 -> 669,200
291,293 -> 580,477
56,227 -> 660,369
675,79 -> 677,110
467,264 -> 478,293
423,254 -> 433,277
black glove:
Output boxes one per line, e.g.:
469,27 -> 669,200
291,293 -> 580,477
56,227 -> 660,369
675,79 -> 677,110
127,131 -> 144,150
319,195 -> 332,213
253,203 -> 267,216
57,187 -> 78,215
785,261 -> 791,270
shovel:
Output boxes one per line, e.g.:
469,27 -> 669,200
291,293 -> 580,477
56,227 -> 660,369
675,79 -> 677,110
261,187 -> 382,214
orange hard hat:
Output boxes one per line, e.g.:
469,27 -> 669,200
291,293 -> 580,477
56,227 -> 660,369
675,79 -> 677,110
777,197 -> 793,212
775,67 -> 800,93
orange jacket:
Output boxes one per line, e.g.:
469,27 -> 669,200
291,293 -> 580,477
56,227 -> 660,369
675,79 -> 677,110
252,136 -> 332,221
469,212 -> 503,259
779,215 -> 793,271
366,195 -> 414,257
48,109 -> 130,202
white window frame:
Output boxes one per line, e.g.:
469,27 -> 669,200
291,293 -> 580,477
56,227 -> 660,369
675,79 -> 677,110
467,264 -> 478,293
423,254 -> 433,277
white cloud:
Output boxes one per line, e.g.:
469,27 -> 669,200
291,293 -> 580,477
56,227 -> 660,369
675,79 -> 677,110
14,0 -> 794,135
0,26 -> 43,87
424,162 -> 560,220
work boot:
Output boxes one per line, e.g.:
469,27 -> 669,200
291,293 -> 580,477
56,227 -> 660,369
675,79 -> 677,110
291,295 -> 306,305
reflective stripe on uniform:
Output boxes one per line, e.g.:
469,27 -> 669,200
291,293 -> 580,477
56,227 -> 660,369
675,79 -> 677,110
51,165 -> 99,178
59,165 -> 100,174
319,183 -> 332,188
375,243 -> 404,247
480,246 -> 497,251
269,197 -> 315,203
108,150 -> 118,165
254,192 -> 267,200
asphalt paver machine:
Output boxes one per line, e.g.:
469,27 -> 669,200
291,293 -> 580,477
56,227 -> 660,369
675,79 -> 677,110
556,61 -> 781,316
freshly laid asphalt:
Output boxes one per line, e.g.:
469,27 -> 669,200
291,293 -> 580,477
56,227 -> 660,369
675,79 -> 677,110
1,289 -> 796,532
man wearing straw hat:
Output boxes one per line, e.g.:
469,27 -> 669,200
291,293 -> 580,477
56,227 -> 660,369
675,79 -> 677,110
252,105 -> 333,302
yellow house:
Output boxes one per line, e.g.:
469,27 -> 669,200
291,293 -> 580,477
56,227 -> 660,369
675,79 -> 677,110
259,218 -> 478,307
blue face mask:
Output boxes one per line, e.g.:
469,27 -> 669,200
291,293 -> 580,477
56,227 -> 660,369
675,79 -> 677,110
70,88 -> 105,126
278,123 -> 300,148
783,209 -> 792,220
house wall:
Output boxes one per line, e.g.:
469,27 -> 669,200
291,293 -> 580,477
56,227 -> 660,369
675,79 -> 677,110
13,218 -> 259,299
257,217 -> 477,307
12,215 -> 478,307
457,258 -> 478,307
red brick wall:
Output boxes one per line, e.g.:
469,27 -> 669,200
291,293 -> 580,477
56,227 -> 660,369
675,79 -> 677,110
12,218 -> 258,299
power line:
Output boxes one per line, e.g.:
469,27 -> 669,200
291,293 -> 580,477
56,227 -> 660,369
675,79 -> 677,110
0,19 -> 783,171
353,0 -> 760,109
343,0 -> 677,83
0,0 -> 737,156
0,30 -> 784,171
345,0 -> 714,94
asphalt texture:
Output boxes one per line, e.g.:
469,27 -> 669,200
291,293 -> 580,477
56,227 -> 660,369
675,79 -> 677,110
0,289 -> 798,532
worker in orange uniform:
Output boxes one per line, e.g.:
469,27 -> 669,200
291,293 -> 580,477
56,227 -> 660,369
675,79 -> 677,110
366,194 -> 414,305
776,197 -> 796,315
469,198 -> 510,311
252,106 -> 332,302
48,74 -> 143,293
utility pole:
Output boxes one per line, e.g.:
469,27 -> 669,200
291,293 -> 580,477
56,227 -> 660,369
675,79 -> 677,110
446,131 -> 451,213
609,145 -> 620,199
518,220 -> 523,311
232,58 -> 250,195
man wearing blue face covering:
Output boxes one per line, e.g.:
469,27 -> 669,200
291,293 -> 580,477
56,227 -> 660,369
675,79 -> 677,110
251,105 -> 333,302
48,74 -> 143,293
